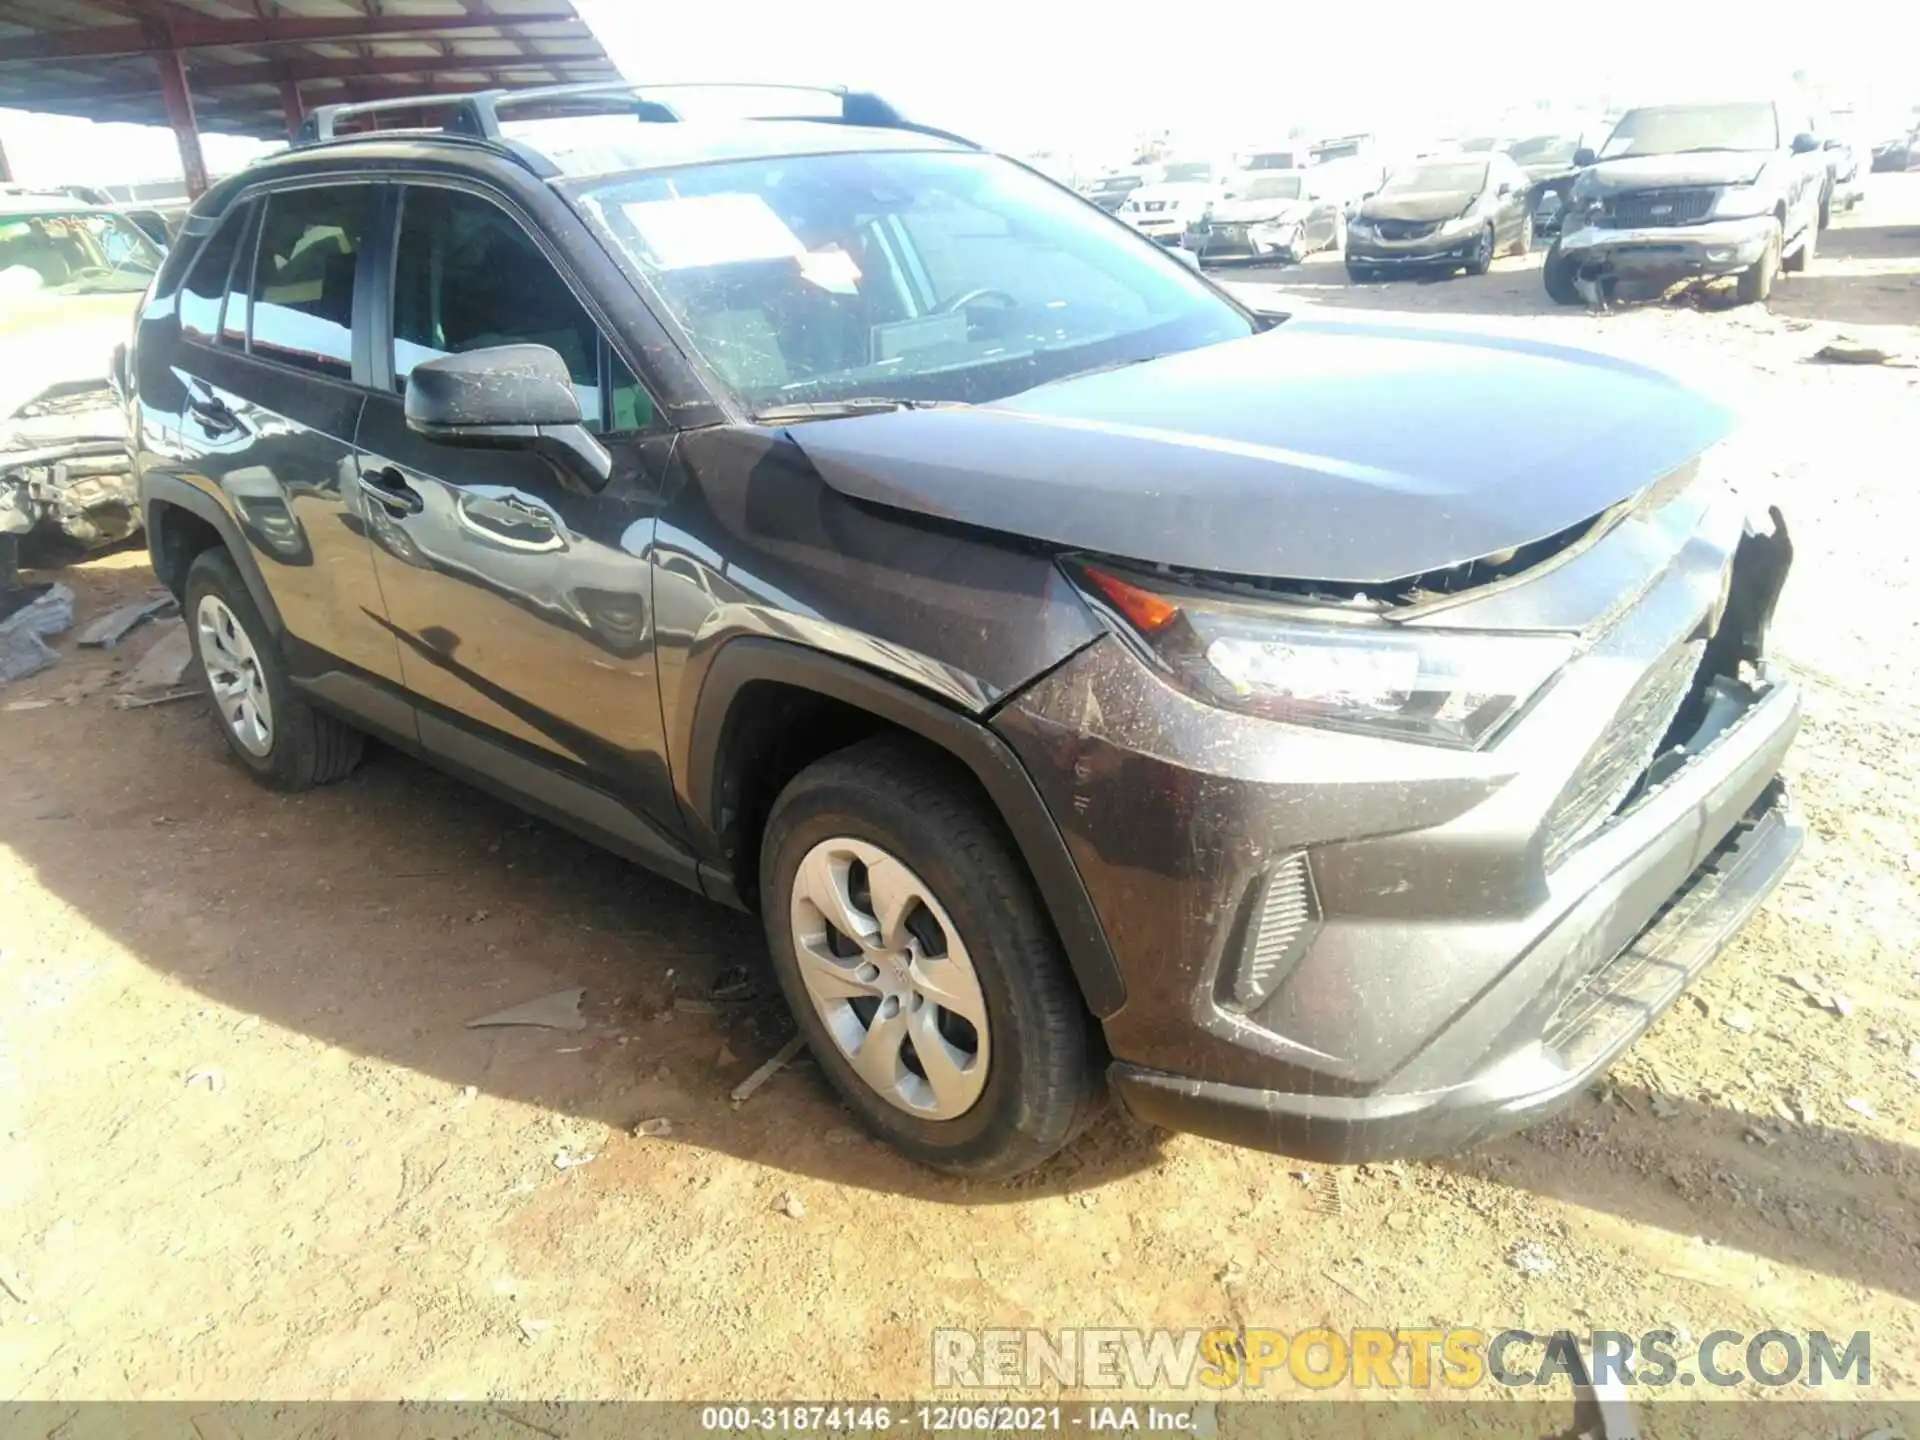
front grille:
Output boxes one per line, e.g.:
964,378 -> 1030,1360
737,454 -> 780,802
1543,641 -> 1704,868
1142,200 -> 1168,213
1598,188 -> 1717,228
1374,218 -> 1439,241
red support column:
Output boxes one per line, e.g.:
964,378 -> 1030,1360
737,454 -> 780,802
153,42 -> 210,198
280,79 -> 306,140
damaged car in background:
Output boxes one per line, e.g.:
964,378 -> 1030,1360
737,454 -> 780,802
1,193 -> 155,552
130,87 -> 1801,1178
1543,98 -> 1825,306
1186,171 -> 1344,264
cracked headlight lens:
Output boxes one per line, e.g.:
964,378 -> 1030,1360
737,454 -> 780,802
1074,562 -> 1576,749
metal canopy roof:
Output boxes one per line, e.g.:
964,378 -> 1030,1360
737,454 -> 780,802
0,1 -> 619,139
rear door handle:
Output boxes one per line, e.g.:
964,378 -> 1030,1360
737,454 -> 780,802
186,390 -> 238,436
359,466 -> 424,516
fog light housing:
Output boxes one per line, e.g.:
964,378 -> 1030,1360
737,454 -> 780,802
1224,851 -> 1320,1012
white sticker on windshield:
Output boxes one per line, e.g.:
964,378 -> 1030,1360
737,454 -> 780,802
621,193 -> 806,270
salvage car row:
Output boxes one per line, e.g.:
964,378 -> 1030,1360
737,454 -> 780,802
1077,94 -> 1890,306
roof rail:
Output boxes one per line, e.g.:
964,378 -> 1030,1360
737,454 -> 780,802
294,81 -> 979,152
295,92 -> 496,147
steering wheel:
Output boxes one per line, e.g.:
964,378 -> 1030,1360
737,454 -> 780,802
938,287 -> 1018,314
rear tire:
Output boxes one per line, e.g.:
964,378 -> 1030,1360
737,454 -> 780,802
1542,240 -> 1582,304
1735,222 -> 1781,304
759,737 -> 1097,1179
1817,184 -> 1833,230
1510,212 -> 1535,256
184,548 -> 363,791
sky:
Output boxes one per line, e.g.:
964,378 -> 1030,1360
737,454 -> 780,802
2,0 -> 1916,189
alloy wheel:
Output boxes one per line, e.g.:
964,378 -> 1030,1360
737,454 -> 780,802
788,836 -> 990,1119
195,594 -> 274,756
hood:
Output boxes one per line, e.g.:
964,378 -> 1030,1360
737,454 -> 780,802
1579,151 -> 1767,193
1210,197 -> 1310,224
788,320 -> 1733,587
1357,189 -> 1479,223
0,290 -> 137,420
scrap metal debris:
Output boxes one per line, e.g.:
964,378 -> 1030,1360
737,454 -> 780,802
0,581 -> 74,684
773,1192 -> 806,1220
1810,339 -> 1917,367
79,590 -> 177,648
729,1034 -> 805,1104
466,987 -> 587,1032
630,1117 -> 674,1139
116,621 -> 192,703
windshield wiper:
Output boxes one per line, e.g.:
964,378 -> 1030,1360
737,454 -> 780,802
752,397 -> 966,423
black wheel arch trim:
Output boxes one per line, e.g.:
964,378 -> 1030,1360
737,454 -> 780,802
683,636 -> 1127,1018
143,472 -> 286,639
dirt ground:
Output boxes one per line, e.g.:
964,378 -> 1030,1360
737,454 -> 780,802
3,175 -> 1918,1408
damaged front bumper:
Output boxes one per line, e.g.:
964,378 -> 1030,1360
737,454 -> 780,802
994,486 -> 1801,1163
1,384 -> 139,550
1556,214 -> 1776,284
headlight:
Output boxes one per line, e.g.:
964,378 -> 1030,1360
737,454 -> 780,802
1440,210 -> 1482,235
1710,186 -> 1771,220
1074,563 -> 1576,749
1347,217 -> 1374,236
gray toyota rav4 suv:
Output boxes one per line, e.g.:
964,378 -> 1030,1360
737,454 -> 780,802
129,84 -> 1801,1178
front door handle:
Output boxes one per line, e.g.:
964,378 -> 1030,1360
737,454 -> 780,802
359,466 -> 424,516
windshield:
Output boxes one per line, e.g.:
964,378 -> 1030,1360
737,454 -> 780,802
1602,103 -> 1778,157
1242,176 -> 1304,200
1507,134 -> 1577,165
1381,161 -> 1488,194
1088,175 -> 1140,193
1161,162 -> 1214,182
0,209 -> 163,297
578,150 -> 1252,412
1241,152 -> 1300,171
1458,137 -> 1500,153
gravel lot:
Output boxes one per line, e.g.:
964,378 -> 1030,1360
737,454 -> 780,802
2,175 -> 1917,1408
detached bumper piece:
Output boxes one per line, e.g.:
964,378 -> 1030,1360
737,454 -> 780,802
1,387 -> 138,550
1113,780 -> 1802,1162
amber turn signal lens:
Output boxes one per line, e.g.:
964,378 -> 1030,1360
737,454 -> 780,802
1081,566 -> 1181,634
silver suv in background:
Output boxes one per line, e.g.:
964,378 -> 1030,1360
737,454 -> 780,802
1544,99 -> 1826,306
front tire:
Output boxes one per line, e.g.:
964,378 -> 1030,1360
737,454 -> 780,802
1735,222 -> 1781,304
1783,219 -> 1815,274
759,738 -> 1096,1178
1466,223 -> 1496,275
1542,240 -> 1582,304
1345,262 -> 1379,284
184,548 -> 363,790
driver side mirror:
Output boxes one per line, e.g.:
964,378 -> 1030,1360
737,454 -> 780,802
1573,147 -> 1597,167
1790,132 -> 1820,154
405,344 -> 611,492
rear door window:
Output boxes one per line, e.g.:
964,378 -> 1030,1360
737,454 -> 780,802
178,202 -> 249,344
245,186 -> 373,380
